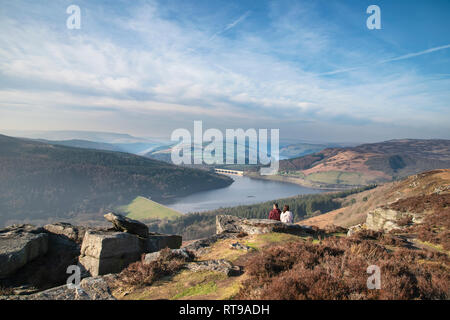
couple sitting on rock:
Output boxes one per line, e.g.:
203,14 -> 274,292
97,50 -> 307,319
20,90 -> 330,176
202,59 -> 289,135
268,203 -> 293,224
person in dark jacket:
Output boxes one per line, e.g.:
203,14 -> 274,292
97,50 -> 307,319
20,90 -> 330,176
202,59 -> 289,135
269,203 -> 281,221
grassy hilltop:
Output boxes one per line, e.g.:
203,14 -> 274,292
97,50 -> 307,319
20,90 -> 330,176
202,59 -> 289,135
118,196 -> 182,221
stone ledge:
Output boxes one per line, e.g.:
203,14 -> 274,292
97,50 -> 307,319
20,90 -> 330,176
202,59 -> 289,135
1,275 -> 116,300
0,225 -> 49,279
216,215 -> 315,236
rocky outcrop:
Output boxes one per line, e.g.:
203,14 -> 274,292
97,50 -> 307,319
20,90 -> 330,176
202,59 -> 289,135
216,215 -> 315,236
0,225 -> 48,278
365,208 -> 425,232
2,275 -> 116,300
78,229 -> 182,276
78,231 -> 142,277
1,215 -> 182,297
104,212 -> 149,238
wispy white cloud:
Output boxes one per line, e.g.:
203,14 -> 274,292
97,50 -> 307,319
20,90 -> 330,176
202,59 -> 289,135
0,1 -> 449,141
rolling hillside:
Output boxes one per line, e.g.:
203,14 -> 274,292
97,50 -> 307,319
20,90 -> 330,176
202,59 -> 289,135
269,139 -> 450,188
35,139 -> 124,152
0,134 -> 232,227
299,168 -> 450,228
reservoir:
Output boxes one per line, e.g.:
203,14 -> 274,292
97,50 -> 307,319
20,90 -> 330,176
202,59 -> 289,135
165,174 -> 323,214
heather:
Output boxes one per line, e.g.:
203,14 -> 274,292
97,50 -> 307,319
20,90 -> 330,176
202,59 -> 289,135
237,236 -> 449,300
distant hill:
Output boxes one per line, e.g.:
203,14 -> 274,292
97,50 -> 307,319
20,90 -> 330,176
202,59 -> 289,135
2,130 -> 152,144
144,141 -> 333,165
279,142 -> 348,159
0,134 -> 232,227
265,139 -> 450,188
3,130 -> 170,155
117,196 -> 182,221
35,139 -> 124,152
36,138 -> 164,155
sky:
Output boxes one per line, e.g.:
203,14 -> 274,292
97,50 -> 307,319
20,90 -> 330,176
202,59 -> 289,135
0,0 -> 449,143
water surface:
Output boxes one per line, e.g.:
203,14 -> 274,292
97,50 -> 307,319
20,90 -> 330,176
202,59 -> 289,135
165,175 -> 323,213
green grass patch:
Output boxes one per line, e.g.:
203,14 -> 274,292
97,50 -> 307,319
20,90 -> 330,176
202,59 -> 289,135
305,171 -> 366,185
244,233 -> 304,250
118,196 -> 182,221
172,281 -> 218,299
280,171 -> 305,178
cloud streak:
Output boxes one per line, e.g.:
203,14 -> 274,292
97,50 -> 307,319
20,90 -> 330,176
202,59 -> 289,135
209,11 -> 251,41
320,44 -> 450,76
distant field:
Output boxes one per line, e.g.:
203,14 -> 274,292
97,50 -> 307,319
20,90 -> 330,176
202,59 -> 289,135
305,171 -> 366,185
118,196 -> 182,221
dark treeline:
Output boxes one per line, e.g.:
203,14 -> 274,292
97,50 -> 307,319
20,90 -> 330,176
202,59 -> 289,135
147,185 -> 376,240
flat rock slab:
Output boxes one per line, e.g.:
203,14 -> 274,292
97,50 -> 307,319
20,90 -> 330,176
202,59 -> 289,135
216,215 -> 316,236
104,212 -> 149,238
144,234 -> 182,253
2,275 -> 116,300
0,225 -> 48,278
43,222 -> 86,244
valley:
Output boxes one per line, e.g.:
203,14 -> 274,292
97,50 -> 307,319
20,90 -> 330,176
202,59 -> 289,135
0,134 -> 232,227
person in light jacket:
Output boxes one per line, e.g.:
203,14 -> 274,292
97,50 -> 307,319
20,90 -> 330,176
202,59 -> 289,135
280,205 -> 293,224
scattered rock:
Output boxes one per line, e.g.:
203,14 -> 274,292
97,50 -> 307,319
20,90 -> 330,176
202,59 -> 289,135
0,225 -> 48,278
78,230 -> 142,276
186,259 -> 242,276
230,242 -> 252,251
104,212 -> 149,238
11,285 -> 39,296
143,248 -> 194,265
183,233 -> 237,256
433,185 -> 450,194
347,224 -> 364,237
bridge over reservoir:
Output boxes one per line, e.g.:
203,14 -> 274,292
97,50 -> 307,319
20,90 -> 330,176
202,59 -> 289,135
214,168 -> 244,176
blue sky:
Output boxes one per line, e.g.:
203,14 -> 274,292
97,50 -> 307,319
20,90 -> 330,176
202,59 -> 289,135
0,0 -> 449,142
